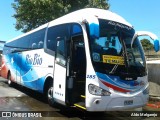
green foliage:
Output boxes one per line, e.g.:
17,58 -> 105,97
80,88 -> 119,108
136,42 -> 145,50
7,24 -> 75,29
12,0 -> 110,33
141,39 -> 154,50
86,0 -> 110,9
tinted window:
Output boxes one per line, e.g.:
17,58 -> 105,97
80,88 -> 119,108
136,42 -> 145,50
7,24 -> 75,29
3,46 -> 11,54
56,39 -> 66,66
29,29 -> 45,49
47,24 -> 70,51
5,28 -> 46,51
57,39 -> 65,56
5,36 -> 30,51
17,36 -> 30,49
72,24 -> 82,35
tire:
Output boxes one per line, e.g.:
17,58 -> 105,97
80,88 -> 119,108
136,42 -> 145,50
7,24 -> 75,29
7,72 -> 13,87
46,83 -> 56,106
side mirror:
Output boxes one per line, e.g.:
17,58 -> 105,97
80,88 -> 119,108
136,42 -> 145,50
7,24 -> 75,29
154,39 -> 159,52
132,31 -> 159,52
89,23 -> 99,39
84,16 -> 99,39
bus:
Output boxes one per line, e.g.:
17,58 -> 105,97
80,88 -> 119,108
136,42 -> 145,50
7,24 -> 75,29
1,8 -> 159,111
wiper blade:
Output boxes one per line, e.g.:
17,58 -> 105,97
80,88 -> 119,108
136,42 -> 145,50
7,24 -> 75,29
109,52 -> 125,74
109,64 -> 118,74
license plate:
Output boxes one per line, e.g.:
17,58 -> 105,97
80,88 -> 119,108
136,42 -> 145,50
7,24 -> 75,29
124,100 -> 133,105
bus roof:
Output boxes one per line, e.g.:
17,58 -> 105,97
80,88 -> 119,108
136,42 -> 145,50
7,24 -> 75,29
48,8 -> 133,28
6,8 -> 133,43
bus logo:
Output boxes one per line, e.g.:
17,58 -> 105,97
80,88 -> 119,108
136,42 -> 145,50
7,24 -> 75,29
26,54 -> 42,65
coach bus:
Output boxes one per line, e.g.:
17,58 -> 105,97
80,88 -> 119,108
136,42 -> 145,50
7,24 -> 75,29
1,8 -> 159,111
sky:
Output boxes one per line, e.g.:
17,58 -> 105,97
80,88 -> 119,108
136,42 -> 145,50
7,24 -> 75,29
109,0 -> 160,43
0,0 -> 160,42
0,0 -> 22,41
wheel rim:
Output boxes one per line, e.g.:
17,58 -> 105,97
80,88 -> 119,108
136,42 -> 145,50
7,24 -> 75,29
8,74 -> 12,85
48,87 -> 53,102
8,80 -> 11,85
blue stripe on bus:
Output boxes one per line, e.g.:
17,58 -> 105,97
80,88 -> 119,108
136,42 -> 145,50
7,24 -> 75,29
23,76 -> 45,93
96,72 -> 138,91
5,53 -> 45,93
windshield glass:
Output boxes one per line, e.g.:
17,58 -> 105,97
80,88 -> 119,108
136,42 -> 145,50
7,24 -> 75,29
89,19 -> 147,79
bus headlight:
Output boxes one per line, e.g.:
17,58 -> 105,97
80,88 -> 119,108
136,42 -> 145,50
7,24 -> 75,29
88,84 -> 111,96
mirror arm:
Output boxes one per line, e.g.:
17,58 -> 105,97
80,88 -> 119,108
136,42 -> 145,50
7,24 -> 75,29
131,31 -> 159,50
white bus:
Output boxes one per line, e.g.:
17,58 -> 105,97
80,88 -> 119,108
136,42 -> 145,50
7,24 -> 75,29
1,8 -> 159,111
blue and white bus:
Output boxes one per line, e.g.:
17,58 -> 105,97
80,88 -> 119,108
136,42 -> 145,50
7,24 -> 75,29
1,8 -> 159,111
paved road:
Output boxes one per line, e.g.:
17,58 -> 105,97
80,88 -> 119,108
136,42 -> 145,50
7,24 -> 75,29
0,77 -> 159,120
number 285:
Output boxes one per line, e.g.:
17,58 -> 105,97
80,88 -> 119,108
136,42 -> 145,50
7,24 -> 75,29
87,75 -> 96,79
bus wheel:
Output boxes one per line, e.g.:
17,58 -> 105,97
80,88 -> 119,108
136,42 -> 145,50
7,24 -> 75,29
7,72 -> 13,86
47,85 -> 56,106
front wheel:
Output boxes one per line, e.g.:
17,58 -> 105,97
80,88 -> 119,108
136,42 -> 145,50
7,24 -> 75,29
46,84 -> 56,106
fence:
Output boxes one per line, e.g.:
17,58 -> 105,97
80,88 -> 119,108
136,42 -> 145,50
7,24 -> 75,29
144,50 -> 160,61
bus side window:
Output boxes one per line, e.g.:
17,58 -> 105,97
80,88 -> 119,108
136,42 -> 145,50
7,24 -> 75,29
38,41 -> 43,48
29,29 -> 45,49
46,24 -> 70,52
46,38 -> 56,51
47,27 -> 58,51
3,46 -> 9,55
72,24 -> 82,35
7,36 -> 30,51
32,43 -> 37,49
17,37 -> 30,50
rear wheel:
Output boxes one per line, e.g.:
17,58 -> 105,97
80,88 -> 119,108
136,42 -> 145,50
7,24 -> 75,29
7,72 -> 13,86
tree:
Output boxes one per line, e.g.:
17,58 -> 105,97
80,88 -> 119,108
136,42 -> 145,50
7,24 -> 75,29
86,0 -> 109,9
140,39 -> 154,50
12,0 -> 110,32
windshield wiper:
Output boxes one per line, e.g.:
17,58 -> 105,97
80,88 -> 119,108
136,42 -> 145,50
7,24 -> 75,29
109,36 -> 130,74
109,52 -> 125,74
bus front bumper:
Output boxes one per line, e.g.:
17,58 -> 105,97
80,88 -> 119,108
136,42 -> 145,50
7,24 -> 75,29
86,94 -> 149,111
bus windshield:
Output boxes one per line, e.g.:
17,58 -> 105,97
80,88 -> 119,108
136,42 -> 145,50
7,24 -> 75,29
89,19 -> 147,79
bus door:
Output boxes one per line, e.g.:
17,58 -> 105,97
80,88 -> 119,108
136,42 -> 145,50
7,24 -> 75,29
69,35 -> 86,106
53,37 -> 67,105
